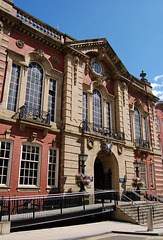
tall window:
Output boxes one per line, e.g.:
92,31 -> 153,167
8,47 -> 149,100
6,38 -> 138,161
25,62 -> 43,110
129,112 -> 133,141
134,107 -> 141,140
83,92 -> 88,121
139,162 -> 147,188
48,79 -> 56,122
144,117 -> 148,141
93,89 -> 102,127
19,144 -> 41,186
48,148 -> 58,187
149,163 -> 155,188
156,118 -> 160,132
0,141 -> 12,185
106,102 -> 111,131
7,63 -> 21,112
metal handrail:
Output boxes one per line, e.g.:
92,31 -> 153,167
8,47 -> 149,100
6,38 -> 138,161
116,190 -> 146,224
145,190 -> 163,203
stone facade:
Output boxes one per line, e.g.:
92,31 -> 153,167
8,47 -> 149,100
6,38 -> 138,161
0,0 -> 162,197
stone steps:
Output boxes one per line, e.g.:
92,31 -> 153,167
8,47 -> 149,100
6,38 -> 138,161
118,201 -> 163,226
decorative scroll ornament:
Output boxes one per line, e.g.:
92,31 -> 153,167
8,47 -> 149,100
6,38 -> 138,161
121,82 -> 127,106
0,21 -> 3,33
117,144 -> 123,155
16,39 -> 24,49
74,56 -> 79,85
84,61 -> 109,86
87,137 -> 94,149
33,49 -> 45,62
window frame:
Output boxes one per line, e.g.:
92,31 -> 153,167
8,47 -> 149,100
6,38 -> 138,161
93,89 -> 103,128
139,162 -> 148,189
106,101 -> 111,131
0,139 -> 13,187
25,62 -> 44,111
47,147 -> 59,188
19,143 -> 41,187
134,107 -> 142,140
48,78 -> 57,122
7,63 -> 21,112
149,163 -> 155,189
83,92 -> 88,122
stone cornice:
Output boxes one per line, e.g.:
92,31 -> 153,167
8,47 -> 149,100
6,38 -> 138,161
114,73 -> 159,102
63,44 -> 89,61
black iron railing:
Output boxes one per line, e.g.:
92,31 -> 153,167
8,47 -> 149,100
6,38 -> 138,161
19,105 -> 50,125
82,121 -> 125,141
135,138 -> 150,149
0,191 -> 117,230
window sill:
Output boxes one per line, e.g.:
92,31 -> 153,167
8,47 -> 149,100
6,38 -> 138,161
0,186 -> 10,192
17,186 -> 41,192
46,187 -> 58,193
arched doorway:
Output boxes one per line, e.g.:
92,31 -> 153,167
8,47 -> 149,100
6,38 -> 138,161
94,153 -> 119,190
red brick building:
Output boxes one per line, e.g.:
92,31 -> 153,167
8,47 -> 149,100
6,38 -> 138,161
0,0 -> 162,197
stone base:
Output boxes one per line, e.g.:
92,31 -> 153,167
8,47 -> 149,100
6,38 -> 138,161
0,221 -> 10,235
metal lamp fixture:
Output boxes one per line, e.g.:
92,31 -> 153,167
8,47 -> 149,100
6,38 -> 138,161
79,153 -> 88,174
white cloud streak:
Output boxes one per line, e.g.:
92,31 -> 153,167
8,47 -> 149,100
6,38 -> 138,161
153,75 -> 163,82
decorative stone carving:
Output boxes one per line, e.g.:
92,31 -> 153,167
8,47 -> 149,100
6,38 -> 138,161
16,39 -> 24,49
52,139 -> 57,147
117,144 -> 123,155
87,137 -> 94,149
74,56 -> 79,85
5,130 -> 11,139
84,61 -> 109,86
0,21 -> 3,34
30,132 -> 37,143
33,49 -> 45,62
52,56 -> 59,64
97,46 -> 106,61
122,82 -> 127,106
100,139 -> 112,152
19,124 -> 26,132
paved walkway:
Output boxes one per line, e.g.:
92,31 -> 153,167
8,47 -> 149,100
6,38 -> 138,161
0,221 -> 163,240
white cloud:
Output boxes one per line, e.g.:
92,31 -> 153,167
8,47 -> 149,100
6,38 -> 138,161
153,75 -> 163,82
151,83 -> 163,89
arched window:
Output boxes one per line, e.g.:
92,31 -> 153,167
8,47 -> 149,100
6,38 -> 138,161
25,62 -> 43,110
93,89 -> 102,127
134,107 -> 141,140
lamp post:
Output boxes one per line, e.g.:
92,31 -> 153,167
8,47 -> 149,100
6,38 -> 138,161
79,153 -> 88,191
133,159 -> 141,191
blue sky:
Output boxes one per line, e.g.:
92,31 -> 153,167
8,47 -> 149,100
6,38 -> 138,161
13,0 -> 163,100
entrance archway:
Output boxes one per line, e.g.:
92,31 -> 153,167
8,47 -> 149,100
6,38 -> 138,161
94,152 -> 119,190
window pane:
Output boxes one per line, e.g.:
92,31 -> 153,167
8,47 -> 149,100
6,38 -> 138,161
7,64 -> 20,112
93,90 -> 102,127
48,149 -> 57,187
150,164 -> 155,188
134,108 -> 141,140
144,117 -> 148,141
139,163 -> 147,188
19,144 -> 40,186
25,62 -> 43,110
106,102 -> 111,131
0,141 -> 11,185
48,79 -> 56,122
83,92 -> 88,121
